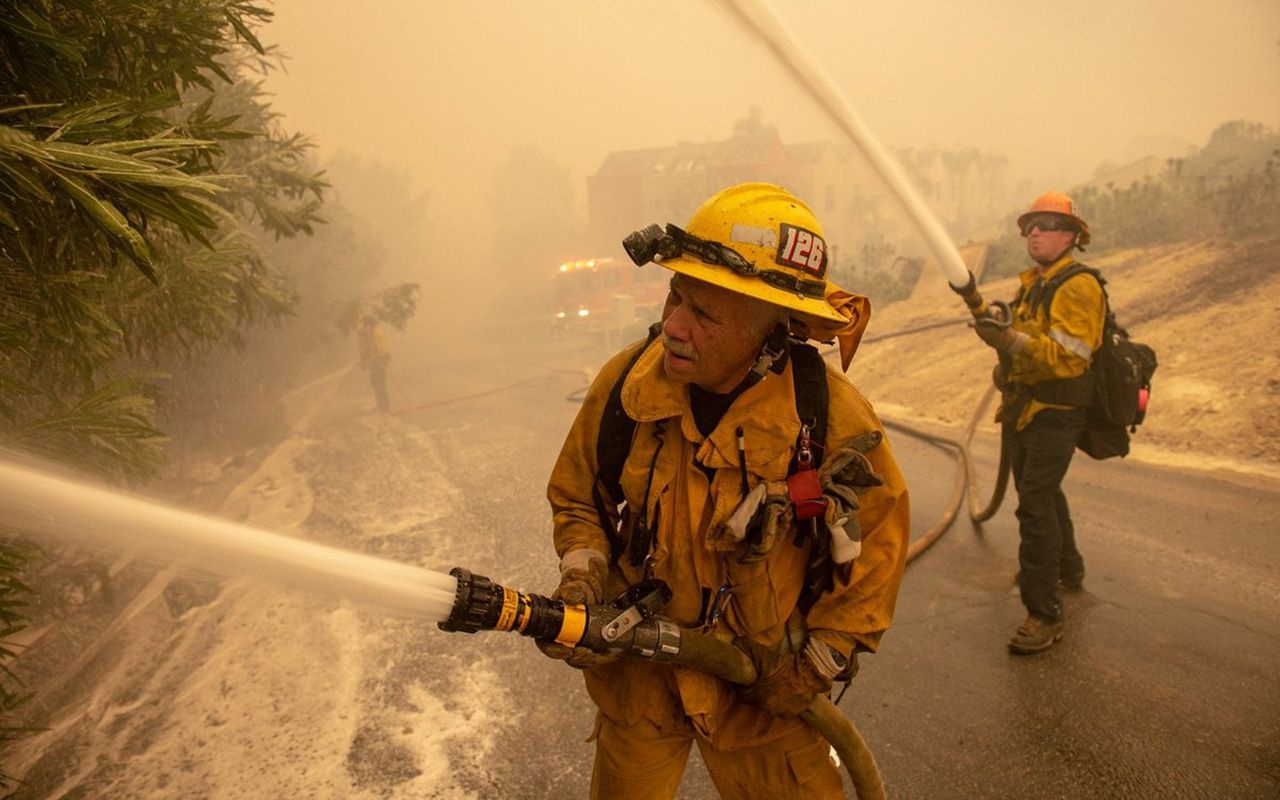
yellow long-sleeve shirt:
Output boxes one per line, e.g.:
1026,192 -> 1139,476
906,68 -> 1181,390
1002,255 -> 1106,430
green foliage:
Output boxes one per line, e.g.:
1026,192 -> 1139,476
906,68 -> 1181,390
336,283 -> 423,334
0,538 -> 38,751
832,235 -> 923,305
0,0 -> 326,481
0,0 -> 328,777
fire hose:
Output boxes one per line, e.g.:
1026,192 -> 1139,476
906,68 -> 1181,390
853,318 -> 1013,562
437,567 -> 887,800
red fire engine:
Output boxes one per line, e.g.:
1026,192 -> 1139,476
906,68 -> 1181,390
551,257 -> 669,340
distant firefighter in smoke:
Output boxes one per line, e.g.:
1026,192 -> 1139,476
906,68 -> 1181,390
356,315 -> 392,414
542,183 -> 910,798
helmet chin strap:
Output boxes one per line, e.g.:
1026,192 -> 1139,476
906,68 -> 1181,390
735,323 -> 791,393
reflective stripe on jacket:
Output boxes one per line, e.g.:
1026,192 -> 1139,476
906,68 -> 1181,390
1002,255 -> 1106,431
547,335 -> 910,749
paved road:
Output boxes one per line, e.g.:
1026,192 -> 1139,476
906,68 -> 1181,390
383,333 -> 1280,799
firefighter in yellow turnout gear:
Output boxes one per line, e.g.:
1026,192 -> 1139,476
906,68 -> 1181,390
975,191 -> 1106,653
545,184 -> 910,798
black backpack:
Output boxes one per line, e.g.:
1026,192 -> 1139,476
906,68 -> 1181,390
1021,264 -> 1158,459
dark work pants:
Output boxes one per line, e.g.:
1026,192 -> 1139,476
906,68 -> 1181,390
1008,408 -> 1086,622
368,364 -> 390,413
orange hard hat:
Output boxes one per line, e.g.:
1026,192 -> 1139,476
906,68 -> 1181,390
1016,191 -> 1091,247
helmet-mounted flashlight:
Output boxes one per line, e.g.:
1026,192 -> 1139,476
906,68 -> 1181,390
621,223 -> 826,300
622,224 -> 680,266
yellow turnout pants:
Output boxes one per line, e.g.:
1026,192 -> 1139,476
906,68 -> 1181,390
589,714 -> 844,799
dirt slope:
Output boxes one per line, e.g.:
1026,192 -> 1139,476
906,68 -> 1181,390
850,237 -> 1280,480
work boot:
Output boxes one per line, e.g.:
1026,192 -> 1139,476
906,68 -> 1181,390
1013,570 -> 1085,591
1007,614 -> 1064,655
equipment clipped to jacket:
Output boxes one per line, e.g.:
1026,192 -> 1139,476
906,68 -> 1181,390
1018,264 -> 1158,459
589,324 -> 880,610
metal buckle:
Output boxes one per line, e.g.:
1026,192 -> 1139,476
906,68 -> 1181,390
601,578 -> 672,643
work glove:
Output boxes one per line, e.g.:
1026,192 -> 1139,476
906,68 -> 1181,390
734,637 -> 839,718
740,493 -> 793,563
711,481 -> 793,563
536,549 -> 618,669
555,548 -> 607,606
817,436 -> 884,564
972,316 -> 1028,353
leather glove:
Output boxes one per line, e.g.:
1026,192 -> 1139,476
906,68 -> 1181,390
712,481 -> 793,563
537,550 -> 617,669
819,441 -> 883,490
817,441 -> 884,564
739,493 -> 793,563
973,317 -> 1027,353
555,548 -> 607,606
734,637 -> 835,718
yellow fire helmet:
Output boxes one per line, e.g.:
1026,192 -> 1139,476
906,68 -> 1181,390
624,183 -> 847,325
1016,190 -> 1092,247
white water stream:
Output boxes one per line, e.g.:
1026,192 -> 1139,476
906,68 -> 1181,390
0,458 -> 459,622
718,0 -> 973,288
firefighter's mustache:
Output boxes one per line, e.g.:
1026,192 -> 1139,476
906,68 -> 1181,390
662,337 -> 698,361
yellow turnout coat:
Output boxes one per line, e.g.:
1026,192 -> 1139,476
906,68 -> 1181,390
547,336 -> 910,750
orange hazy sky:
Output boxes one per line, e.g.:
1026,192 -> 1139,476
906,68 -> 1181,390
261,1 -> 1280,223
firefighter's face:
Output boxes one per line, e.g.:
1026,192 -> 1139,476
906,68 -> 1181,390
1025,223 -> 1077,265
660,274 -> 773,393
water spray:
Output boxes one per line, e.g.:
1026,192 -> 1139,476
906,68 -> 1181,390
2,456 -> 884,797
0,458 -> 459,621
716,0 -> 997,320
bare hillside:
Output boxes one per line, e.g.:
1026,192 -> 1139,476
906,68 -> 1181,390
851,237 -> 1280,479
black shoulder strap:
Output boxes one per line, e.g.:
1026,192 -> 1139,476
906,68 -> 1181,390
789,342 -> 829,467
1023,263 -> 1110,409
596,322 -> 662,505
599,331 -> 830,492
1035,262 -> 1105,318
593,331 -> 830,563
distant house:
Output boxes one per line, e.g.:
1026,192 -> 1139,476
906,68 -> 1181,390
586,123 -> 797,253
585,116 -> 1011,283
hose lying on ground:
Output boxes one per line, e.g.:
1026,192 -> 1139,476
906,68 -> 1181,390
882,382 -> 1012,566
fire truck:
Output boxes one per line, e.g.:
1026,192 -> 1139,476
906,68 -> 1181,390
551,257 -> 669,341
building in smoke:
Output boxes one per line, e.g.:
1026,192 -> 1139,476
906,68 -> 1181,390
584,111 -> 1012,300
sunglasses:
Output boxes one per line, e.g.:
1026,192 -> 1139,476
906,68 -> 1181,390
1020,214 -> 1078,236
